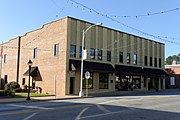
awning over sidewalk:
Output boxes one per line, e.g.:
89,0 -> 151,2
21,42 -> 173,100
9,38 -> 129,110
115,64 -> 166,77
115,65 -> 146,76
23,67 -> 38,77
144,68 -> 166,77
69,59 -> 115,73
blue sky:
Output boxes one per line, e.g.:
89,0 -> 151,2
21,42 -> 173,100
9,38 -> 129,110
0,0 -> 180,58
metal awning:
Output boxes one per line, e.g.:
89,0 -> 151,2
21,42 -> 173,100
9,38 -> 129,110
115,65 -> 146,76
144,68 -> 166,77
69,59 -> 115,73
23,67 -> 38,77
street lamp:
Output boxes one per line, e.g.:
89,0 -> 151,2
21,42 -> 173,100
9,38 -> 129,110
26,59 -> 33,100
79,22 -> 102,97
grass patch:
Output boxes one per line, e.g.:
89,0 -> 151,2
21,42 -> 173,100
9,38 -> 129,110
12,93 -> 54,98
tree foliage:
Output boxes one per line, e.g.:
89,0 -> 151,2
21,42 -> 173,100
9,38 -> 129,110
166,53 -> 180,65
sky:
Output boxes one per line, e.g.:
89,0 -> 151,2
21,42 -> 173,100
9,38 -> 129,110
0,0 -> 180,58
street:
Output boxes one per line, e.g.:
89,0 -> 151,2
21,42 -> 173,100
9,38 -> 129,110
0,91 -> 180,120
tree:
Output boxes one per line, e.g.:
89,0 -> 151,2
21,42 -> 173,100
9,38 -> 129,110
166,53 -> 180,65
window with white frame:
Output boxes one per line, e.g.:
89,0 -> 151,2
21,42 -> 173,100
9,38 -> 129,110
33,48 -> 38,59
54,44 -> 59,56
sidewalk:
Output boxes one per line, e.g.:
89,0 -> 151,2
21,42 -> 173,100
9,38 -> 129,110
0,89 -> 179,104
0,95 -> 80,104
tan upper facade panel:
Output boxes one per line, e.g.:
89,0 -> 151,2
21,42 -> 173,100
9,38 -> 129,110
67,17 -> 165,69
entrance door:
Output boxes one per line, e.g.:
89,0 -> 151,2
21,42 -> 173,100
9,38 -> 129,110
70,77 -> 74,94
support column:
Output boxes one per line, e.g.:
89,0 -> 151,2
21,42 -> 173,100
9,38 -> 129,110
162,78 -> 166,90
158,78 -> 161,90
140,76 -> 144,89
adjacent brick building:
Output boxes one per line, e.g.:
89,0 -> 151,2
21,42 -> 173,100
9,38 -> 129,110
0,16 -> 166,95
165,61 -> 180,88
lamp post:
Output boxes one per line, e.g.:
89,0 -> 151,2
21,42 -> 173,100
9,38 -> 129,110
26,59 -> 33,100
79,22 -> 102,97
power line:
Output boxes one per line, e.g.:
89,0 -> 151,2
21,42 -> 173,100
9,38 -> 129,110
110,7 -> 180,18
69,0 -> 180,45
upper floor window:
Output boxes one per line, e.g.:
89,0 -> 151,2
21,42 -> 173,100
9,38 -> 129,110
107,50 -> 111,62
127,53 -> 130,64
150,57 -> 153,66
159,58 -> 162,68
33,48 -> 38,59
119,51 -> 123,63
54,44 -> 59,56
70,44 -> 76,57
79,46 -> 82,58
98,49 -> 102,60
4,54 -> 7,63
90,48 -> 95,60
145,56 -> 148,66
133,52 -> 137,65
154,58 -> 157,67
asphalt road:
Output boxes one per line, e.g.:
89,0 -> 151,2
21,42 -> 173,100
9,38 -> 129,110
0,91 -> 180,120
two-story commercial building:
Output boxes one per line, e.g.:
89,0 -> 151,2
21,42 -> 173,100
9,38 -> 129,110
0,16 -> 166,95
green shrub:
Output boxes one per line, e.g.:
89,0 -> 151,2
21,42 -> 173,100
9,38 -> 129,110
22,84 -> 27,92
4,81 -> 20,91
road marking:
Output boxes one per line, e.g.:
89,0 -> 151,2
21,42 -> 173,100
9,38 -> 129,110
7,104 -> 52,110
75,107 -> 89,120
96,104 -> 111,113
0,104 -> 93,116
23,112 -> 38,120
79,110 -> 126,119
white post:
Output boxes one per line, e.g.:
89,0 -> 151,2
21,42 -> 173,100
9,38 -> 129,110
86,78 -> 88,96
79,23 -> 102,97
79,30 -> 85,97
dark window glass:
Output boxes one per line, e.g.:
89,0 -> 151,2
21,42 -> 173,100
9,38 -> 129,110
70,44 -> 76,57
154,58 -> 157,67
127,53 -> 130,64
107,50 -> 111,62
4,75 -> 8,84
145,56 -> 148,66
99,73 -> 108,89
90,48 -> 95,60
82,72 -> 93,89
119,51 -> 123,63
134,52 -> 137,65
150,57 -> 153,66
54,44 -> 59,56
79,46 -> 82,58
4,54 -> 7,63
22,78 -> 25,85
33,48 -> 38,59
98,49 -> 102,60
159,58 -> 162,68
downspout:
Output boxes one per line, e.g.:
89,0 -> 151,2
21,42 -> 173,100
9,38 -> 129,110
16,36 -> 21,84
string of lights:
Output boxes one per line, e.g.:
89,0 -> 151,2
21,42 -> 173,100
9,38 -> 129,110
110,7 -> 180,18
69,0 -> 180,45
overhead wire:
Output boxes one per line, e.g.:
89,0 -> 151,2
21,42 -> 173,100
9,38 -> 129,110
110,7 -> 180,18
69,0 -> 180,45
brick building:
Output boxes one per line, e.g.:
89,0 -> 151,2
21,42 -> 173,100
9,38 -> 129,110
165,61 -> 180,88
0,16 -> 166,95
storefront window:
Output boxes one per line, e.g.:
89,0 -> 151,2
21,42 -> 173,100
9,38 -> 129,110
99,73 -> 108,89
82,72 -> 93,89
